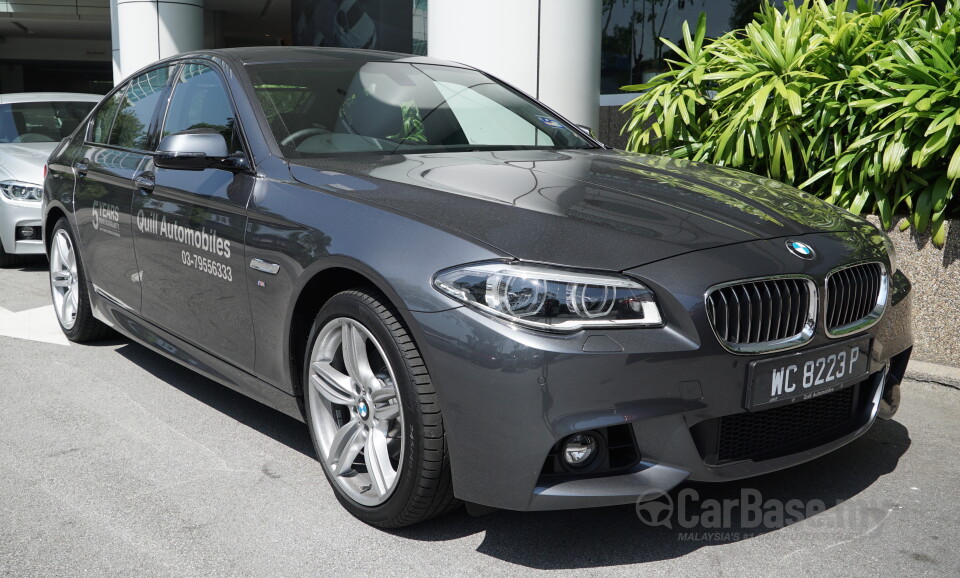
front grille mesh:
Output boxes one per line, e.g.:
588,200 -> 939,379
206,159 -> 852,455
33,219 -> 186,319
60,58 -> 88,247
826,263 -> 884,331
713,385 -> 857,464
706,278 -> 812,346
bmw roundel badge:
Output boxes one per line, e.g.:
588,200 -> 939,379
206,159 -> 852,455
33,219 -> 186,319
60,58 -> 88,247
786,240 -> 815,260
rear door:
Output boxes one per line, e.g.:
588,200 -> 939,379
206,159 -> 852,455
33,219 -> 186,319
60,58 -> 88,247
73,66 -> 174,312
132,62 -> 257,371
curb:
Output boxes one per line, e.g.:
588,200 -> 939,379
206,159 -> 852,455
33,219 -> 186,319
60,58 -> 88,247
905,360 -> 960,390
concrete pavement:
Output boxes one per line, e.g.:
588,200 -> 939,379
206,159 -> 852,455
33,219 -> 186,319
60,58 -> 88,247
1,256 -> 958,576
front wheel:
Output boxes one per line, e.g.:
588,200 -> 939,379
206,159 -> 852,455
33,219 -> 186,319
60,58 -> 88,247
49,218 -> 112,342
303,288 -> 457,527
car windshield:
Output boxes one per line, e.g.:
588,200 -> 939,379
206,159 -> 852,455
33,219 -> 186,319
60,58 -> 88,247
0,101 -> 96,144
249,61 -> 595,157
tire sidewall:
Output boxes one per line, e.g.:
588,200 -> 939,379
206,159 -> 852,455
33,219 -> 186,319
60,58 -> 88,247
302,290 -> 423,525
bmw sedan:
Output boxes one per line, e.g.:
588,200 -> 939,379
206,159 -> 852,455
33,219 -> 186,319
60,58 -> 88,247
0,92 -> 101,266
42,47 -> 912,527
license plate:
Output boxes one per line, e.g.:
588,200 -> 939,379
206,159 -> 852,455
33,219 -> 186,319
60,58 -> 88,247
747,338 -> 871,409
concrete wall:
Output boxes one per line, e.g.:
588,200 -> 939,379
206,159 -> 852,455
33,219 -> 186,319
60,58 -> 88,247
598,104 -> 631,150
874,216 -> 960,368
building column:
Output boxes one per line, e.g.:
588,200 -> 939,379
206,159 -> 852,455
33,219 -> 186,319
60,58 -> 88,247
427,0 -> 600,131
113,0 -> 204,82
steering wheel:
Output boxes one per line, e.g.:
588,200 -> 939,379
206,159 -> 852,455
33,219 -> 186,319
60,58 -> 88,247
280,127 -> 331,147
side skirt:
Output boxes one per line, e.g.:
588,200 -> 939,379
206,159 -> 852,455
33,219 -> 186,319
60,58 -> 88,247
90,290 -> 304,423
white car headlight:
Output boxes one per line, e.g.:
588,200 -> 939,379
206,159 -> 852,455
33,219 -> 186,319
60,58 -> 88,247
434,262 -> 662,332
0,180 -> 43,202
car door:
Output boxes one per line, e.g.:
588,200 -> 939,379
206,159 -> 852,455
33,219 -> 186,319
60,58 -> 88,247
132,61 -> 256,371
73,66 -> 174,312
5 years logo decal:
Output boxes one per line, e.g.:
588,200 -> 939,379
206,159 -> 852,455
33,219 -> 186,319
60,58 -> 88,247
92,200 -> 121,237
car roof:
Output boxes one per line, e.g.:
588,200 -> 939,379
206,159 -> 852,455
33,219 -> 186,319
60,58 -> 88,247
176,46 -> 470,69
0,92 -> 104,105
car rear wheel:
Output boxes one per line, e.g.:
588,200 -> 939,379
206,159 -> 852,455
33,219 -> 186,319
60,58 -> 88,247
303,288 -> 457,527
49,218 -> 112,342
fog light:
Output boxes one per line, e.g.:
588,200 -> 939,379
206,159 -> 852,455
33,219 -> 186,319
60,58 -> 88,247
563,433 -> 598,467
18,226 -> 35,239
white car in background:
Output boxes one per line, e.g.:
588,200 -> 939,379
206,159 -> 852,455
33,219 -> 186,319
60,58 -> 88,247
0,92 -> 101,266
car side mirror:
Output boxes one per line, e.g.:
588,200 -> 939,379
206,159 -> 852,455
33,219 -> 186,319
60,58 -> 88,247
155,131 -> 249,172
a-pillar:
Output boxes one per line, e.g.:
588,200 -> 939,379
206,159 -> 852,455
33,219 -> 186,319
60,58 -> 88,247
427,0 -> 600,131
112,0 -> 204,83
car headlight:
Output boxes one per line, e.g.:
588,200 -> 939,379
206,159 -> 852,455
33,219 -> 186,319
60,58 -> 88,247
433,262 -> 662,332
0,180 -> 43,202
875,225 -> 899,275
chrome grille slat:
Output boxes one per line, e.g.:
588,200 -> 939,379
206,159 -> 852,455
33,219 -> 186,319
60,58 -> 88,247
761,283 -> 773,342
770,282 -> 783,340
705,277 -> 816,353
786,279 -> 800,336
825,262 -> 886,337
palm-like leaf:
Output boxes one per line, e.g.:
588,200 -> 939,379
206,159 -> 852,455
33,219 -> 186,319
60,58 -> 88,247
622,0 -> 960,247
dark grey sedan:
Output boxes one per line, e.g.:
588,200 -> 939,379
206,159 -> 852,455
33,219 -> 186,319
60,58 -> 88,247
42,47 -> 912,527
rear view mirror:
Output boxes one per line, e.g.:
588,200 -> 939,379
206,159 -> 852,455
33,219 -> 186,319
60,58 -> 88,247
155,131 -> 248,171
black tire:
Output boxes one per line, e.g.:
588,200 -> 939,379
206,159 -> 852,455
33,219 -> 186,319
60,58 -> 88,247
302,288 -> 458,527
0,237 -> 17,267
49,217 -> 112,342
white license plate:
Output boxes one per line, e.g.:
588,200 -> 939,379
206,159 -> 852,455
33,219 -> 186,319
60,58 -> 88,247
747,338 -> 871,409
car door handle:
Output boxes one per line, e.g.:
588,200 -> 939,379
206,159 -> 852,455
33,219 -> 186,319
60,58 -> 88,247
133,172 -> 155,194
74,159 -> 89,178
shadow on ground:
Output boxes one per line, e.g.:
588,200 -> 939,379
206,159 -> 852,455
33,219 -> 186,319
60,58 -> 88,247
9,255 -> 47,272
113,340 -> 314,458
108,335 -> 910,569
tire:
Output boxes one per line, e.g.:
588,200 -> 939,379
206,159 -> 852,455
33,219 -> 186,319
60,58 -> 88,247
303,288 -> 458,527
0,237 -> 17,267
49,217 -> 112,342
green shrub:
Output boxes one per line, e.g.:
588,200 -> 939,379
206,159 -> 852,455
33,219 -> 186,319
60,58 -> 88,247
621,0 -> 960,246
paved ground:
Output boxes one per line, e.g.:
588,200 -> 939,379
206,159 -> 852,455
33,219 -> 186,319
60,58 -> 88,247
1,257 -> 958,577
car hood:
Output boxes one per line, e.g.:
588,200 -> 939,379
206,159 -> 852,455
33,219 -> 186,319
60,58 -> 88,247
0,142 -> 58,185
289,149 -> 859,271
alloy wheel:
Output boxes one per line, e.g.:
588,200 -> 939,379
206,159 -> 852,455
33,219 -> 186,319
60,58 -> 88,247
50,228 -> 79,330
308,317 -> 405,506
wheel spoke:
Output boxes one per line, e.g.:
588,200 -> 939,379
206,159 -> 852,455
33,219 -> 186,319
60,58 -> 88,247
328,419 -> 365,476
341,322 -> 376,388
311,361 -> 355,405
376,402 -> 400,421
51,273 -> 71,289
364,428 -> 396,496
55,233 -> 70,265
60,288 -> 73,323
370,386 -> 396,403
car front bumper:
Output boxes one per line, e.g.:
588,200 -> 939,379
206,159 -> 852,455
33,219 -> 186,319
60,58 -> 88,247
0,196 -> 44,255
408,233 -> 914,511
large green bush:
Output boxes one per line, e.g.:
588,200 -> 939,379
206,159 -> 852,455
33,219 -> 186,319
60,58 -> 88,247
621,0 -> 960,246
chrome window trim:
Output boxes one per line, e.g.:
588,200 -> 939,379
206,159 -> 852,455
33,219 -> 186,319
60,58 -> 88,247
824,261 -> 888,339
704,275 -> 818,355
